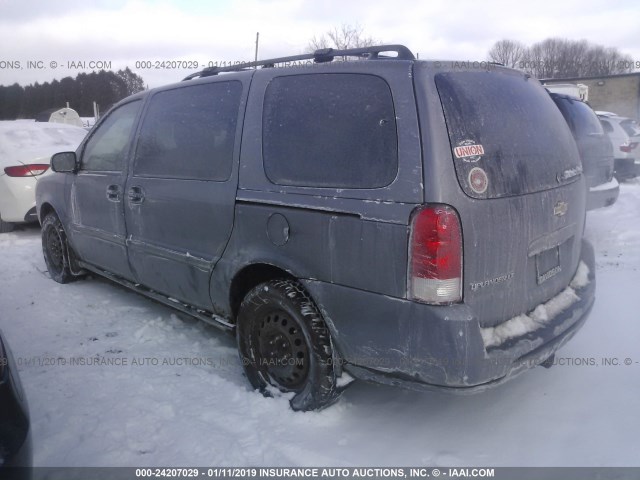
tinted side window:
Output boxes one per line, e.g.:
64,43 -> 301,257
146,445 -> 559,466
134,81 -> 242,181
263,74 -> 398,189
81,101 -> 141,172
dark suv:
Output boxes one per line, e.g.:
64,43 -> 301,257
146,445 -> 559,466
36,45 -> 596,411
548,92 -> 619,210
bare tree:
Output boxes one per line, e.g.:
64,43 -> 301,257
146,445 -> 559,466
307,24 -> 378,53
488,39 -> 526,68
489,38 -> 634,78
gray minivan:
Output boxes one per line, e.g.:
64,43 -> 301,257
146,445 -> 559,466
36,45 -> 595,410
548,92 -> 619,210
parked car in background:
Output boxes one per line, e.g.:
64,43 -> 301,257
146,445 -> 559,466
596,112 -> 640,181
543,82 -> 589,101
0,329 -> 32,476
549,92 -> 619,210
0,121 -> 87,233
37,45 -> 595,411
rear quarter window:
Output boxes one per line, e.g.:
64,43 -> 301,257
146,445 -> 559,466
262,73 -> 398,189
435,71 -> 581,199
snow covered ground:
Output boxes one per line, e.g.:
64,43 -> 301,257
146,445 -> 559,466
1,181 -> 639,467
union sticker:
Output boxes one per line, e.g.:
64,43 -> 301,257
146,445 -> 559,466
453,139 -> 485,163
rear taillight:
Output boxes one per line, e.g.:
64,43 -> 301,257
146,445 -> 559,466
4,164 -> 49,177
408,204 -> 463,304
620,143 -> 633,153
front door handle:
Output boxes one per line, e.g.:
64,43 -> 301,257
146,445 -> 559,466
128,186 -> 145,204
106,185 -> 121,202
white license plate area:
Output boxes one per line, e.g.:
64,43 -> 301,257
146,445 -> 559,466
536,246 -> 561,285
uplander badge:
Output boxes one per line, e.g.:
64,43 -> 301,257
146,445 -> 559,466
470,272 -> 515,291
557,165 -> 582,182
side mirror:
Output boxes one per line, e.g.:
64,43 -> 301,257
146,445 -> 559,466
51,152 -> 77,173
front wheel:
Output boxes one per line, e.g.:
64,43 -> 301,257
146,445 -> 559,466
236,279 -> 342,411
41,213 -> 75,284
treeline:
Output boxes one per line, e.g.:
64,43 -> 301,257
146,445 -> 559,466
488,38 -> 635,78
0,68 -> 145,120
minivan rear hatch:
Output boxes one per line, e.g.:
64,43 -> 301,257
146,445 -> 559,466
435,70 -> 583,199
433,68 -> 587,329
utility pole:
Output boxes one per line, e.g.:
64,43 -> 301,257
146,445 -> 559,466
254,32 -> 260,68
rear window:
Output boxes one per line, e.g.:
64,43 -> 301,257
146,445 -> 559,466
620,119 -> 640,137
551,95 -> 604,138
263,74 -> 398,189
435,71 -> 581,199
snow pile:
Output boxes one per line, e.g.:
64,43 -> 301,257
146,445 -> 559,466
589,178 -> 619,192
336,371 -> 355,388
0,121 -> 86,167
584,179 -> 640,271
570,260 -> 590,289
481,261 -> 589,349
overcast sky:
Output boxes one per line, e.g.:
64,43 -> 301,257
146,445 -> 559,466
0,0 -> 638,89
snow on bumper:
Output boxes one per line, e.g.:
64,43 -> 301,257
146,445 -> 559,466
302,240 -> 596,393
481,261 -> 590,349
587,177 -> 619,211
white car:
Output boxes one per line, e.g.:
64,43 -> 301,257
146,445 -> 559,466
0,121 -> 87,232
596,112 -> 640,181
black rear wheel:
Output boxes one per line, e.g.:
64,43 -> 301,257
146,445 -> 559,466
255,309 -> 310,389
237,279 -> 342,411
41,213 -> 75,284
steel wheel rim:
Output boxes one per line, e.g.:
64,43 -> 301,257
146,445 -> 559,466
45,226 -> 64,273
255,310 -> 309,390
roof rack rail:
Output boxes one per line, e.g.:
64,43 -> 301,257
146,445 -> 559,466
183,44 -> 414,81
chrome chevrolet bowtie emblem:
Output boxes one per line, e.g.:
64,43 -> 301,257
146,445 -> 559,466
554,201 -> 568,217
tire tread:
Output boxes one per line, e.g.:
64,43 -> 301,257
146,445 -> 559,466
237,279 -> 342,411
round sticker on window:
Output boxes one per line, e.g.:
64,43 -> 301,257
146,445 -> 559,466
468,167 -> 488,194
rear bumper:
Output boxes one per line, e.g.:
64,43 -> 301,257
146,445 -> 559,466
587,178 -> 619,210
0,176 -> 38,224
303,239 -> 596,393
613,158 -> 640,181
